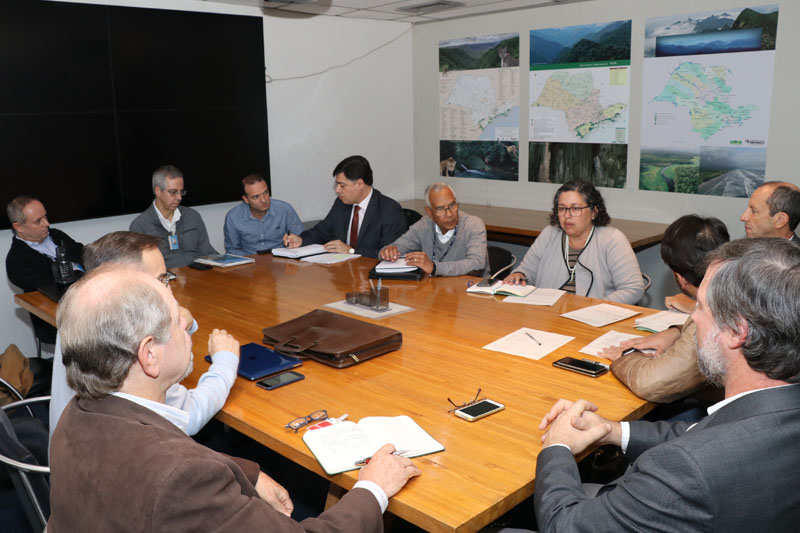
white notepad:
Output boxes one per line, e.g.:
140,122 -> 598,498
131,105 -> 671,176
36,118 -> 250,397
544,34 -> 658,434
272,244 -> 326,259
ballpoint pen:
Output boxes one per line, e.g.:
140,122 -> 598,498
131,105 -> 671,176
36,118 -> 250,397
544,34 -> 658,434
525,331 -> 541,345
354,450 -> 411,466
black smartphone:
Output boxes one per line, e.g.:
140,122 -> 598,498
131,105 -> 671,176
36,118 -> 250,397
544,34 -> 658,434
188,262 -> 212,270
256,371 -> 305,391
552,357 -> 608,377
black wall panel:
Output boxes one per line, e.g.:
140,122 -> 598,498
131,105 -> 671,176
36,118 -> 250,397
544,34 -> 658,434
0,0 -> 269,230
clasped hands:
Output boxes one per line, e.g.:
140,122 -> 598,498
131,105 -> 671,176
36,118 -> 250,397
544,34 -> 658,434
538,399 -> 621,454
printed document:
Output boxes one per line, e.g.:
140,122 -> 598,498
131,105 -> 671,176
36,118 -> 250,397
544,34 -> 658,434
560,303 -> 639,327
483,327 -> 574,361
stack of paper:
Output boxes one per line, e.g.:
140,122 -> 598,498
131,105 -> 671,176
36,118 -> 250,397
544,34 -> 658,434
635,310 -> 690,333
503,288 -> 565,306
560,303 -> 640,327
272,244 -> 326,259
579,330 -> 652,357
466,280 -> 535,297
301,253 -> 361,265
194,254 -> 255,267
375,258 -> 416,273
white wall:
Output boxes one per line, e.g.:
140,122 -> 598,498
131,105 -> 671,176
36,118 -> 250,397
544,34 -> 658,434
4,0 -> 414,356
411,0 -> 800,237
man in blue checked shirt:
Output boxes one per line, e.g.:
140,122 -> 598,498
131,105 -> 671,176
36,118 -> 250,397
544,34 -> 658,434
224,174 -> 303,256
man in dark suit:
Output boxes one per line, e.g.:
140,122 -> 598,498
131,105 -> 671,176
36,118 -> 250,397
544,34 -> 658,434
283,155 -> 407,258
740,181 -> 800,243
535,238 -> 800,531
50,265 -> 421,531
5,196 -> 84,342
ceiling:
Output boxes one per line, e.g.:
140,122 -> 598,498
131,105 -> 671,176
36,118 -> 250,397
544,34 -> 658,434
207,0 -> 587,24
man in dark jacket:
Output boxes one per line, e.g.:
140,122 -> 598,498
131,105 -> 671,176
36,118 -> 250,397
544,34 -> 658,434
5,196 -> 83,342
283,155 -> 407,258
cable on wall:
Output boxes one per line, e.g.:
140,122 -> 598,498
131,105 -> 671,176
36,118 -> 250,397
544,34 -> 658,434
265,25 -> 412,83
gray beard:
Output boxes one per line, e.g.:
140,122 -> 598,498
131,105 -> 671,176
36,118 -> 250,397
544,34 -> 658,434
697,324 -> 727,386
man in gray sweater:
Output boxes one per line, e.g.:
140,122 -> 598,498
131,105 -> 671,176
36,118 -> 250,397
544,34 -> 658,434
380,183 -> 487,277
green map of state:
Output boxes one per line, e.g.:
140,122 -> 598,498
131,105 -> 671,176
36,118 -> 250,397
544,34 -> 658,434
533,71 -> 627,140
654,62 -> 757,140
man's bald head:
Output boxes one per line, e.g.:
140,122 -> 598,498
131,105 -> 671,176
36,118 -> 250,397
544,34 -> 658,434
57,266 -> 174,399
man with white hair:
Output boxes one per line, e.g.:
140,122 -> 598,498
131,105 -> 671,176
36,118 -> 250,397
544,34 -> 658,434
380,182 -> 488,277
534,238 -> 800,531
49,266 -> 421,531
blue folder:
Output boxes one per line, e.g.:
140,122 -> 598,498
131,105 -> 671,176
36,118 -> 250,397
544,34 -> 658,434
206,342 -> 302,381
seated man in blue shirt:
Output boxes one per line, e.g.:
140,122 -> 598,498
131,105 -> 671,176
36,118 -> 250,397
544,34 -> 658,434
224,174 -> 303,256
49,231 -> 239,439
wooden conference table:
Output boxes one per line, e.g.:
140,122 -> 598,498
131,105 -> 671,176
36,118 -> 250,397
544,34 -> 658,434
400,199 -> 668,250
16,256 -> 657,532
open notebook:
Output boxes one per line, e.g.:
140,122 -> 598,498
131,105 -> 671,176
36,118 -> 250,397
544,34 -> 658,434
302,415 -> 444,475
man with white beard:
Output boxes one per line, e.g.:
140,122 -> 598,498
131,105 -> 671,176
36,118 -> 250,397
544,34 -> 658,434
533,238 -> 800,532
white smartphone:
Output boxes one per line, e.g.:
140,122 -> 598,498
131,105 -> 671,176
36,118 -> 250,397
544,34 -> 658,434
454,399 -> 505,422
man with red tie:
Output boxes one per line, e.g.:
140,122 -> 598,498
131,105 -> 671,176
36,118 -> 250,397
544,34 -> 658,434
283,155 -> 407,259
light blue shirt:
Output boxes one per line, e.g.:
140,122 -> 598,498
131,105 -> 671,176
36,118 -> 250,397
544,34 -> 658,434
50,320 -> 240,440
224,200 -> 303,255
17,233 -> 83,271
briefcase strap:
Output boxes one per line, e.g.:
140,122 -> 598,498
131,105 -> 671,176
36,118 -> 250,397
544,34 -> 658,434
274,336 -> 319,354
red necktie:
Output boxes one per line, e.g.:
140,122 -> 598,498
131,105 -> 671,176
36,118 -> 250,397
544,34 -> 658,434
349,205 -> 360,248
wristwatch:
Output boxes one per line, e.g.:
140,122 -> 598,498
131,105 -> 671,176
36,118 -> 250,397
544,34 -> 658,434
348,248 -> 355,254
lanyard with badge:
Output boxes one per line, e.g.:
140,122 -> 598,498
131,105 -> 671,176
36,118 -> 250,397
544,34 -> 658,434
432,224 -> 458,262
168,233 -> 180,250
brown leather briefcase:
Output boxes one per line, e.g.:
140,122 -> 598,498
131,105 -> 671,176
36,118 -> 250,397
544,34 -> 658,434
262,309 -> 402,369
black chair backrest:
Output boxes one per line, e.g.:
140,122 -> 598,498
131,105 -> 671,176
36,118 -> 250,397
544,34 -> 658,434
0,404 -> 50,531
403,208 -> 422,228
488,245 -> 516,280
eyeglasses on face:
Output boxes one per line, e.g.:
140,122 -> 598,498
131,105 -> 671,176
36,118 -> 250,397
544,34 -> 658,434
158,271 -> 177,286
447,388 -> 484,413
165,189 -> 187,197
557,205 -> 590,217
432,201 -> 458,216
285,410 -> 328,433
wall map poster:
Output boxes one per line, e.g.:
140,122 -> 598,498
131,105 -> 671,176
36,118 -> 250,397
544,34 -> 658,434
640,5 -> 778,197
528,20 -> 631,189
439,33 -> 520,181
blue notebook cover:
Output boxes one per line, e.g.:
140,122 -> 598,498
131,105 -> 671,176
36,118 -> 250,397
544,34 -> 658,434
205,342 -> 302,381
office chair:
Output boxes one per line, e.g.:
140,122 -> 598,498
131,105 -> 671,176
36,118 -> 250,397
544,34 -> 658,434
402,208 -> 422,228
0,396 -> 51,533
488,245 -> 517,280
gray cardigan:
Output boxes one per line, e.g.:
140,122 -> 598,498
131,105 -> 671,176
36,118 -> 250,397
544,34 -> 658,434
129,204 -> 218,268
512,224 -> 643,304
386,212 -> 488,277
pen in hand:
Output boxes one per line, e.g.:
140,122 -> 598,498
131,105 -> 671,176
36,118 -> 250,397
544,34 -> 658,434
354,449 -> 411,466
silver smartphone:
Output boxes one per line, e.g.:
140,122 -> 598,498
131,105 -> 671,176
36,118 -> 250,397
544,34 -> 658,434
454,399 -> 505,421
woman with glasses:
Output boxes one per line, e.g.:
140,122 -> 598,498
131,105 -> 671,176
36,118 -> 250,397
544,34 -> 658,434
505,180 -> 644,304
